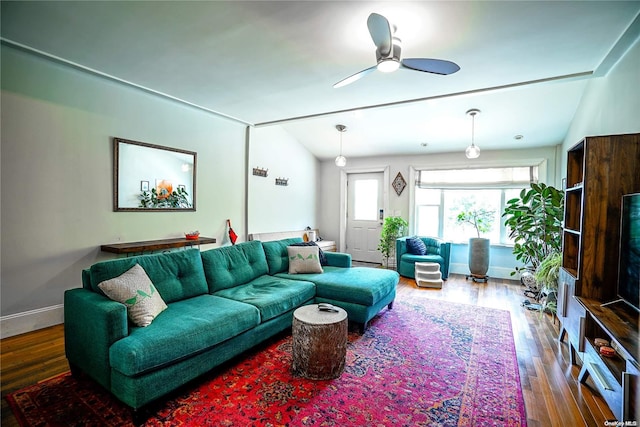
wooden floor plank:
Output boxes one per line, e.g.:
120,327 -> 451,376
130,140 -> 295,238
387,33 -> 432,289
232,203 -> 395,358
1,273 -> 619,426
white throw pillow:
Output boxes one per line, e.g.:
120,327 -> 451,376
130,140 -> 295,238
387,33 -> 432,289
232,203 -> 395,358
98,264 -> 167,327
287,245 -> 323,274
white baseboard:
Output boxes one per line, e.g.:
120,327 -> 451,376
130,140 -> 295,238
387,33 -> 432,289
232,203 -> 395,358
1,304 -> 64,339
449,262 -> 517,281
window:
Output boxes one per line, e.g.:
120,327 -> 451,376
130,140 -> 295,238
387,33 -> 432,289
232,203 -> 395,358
415,166 -> 538,245
353,179 -> 378,221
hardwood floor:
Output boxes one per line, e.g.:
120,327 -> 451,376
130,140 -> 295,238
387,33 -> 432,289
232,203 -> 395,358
1,274 -> 615,426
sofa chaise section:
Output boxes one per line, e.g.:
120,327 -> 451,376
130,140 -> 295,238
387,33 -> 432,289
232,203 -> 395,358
262,238 -> 399,329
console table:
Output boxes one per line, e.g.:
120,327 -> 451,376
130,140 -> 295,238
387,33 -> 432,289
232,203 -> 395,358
101,237 -> 216,255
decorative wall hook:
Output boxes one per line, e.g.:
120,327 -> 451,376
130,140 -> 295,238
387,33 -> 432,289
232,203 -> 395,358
253,167 -> 269,177
275,177 -> 289,186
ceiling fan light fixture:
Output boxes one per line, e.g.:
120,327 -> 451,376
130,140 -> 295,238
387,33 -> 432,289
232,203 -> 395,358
335,124 -> 347,167
465,109 -> 481,159
377,58 -> 400,73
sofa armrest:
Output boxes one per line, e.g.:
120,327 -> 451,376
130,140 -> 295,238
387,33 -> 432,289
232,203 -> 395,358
438,241 -> 452,278
64,288 -> 128,389
325,251 -> 352,268
396,237 -> 409,260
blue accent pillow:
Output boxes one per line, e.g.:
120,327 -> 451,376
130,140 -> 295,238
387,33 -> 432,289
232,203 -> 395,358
406,237 -> 427,255
290,242 -> 327,266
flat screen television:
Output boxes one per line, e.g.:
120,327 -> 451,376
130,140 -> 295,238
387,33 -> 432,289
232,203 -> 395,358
617,193 -> 640,312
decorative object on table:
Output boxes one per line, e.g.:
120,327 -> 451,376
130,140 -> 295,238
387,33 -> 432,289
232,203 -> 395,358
599,346 -> 616,358
275,177 -> 289,186
252,167 -> 268,177
185,231 -> 200,240
7,298 -> 526,426
227,219 -> 238,245
140,180 -> 149,192
456,206 -> 495,282
392,172 -> 407,196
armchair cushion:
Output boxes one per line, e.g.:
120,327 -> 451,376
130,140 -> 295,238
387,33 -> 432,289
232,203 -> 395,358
406,236 -> 427,255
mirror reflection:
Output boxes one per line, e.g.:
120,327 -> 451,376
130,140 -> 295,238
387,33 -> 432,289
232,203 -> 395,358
114,138 -> 197,211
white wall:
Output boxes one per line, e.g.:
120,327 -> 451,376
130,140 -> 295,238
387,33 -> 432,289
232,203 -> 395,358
0,45 -> 249,336
561,37 -> 640,157
248,126 -> 319,234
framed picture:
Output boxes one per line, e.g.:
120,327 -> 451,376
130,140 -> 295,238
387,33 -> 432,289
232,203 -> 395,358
140,181 -> 149,192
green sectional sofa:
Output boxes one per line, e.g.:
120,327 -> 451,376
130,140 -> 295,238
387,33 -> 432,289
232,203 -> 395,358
64,238 -> 398,413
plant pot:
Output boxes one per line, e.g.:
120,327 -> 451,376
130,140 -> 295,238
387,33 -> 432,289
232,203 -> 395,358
468,238 -> 490,277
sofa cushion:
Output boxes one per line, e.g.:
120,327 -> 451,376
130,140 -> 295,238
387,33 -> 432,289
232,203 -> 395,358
406,237 -> 427,255
89,249 -> 208,304
98,264 -> 167,327
109,295 -> 260,376
201,240 -> 269,293
287,245 -> 323,274
276,267 -> 399,306
262,238 -> 304,275
290,241 -> 327,265
401,253 -> 444,264
214,275 -> 315,322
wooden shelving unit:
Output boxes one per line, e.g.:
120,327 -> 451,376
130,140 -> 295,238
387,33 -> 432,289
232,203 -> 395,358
557,133 -> 640,422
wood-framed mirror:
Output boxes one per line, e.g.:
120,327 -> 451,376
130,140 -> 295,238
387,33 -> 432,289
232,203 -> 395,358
113,137 -> 197,212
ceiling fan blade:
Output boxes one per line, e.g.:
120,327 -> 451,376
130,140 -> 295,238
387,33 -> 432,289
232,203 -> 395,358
401,58 -> 461,75
367,13 -> 392,55
333,65 -> 377,88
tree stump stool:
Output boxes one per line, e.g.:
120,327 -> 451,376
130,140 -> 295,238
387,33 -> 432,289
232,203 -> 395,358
292,304 -> 348,380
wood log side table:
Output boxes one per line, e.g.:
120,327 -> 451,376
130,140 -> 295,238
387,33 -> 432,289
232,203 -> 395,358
292,304 -> 348,380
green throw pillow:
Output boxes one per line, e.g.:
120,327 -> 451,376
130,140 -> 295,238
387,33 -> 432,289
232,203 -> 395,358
98,263 -> 167,327
287,245 -> 323,274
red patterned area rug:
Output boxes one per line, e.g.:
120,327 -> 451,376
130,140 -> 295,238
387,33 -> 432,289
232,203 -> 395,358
7,297 -> 526,426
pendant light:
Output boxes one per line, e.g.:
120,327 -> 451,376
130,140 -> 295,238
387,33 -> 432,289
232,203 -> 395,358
335,124 -> 347,167
465,109 -> 481,159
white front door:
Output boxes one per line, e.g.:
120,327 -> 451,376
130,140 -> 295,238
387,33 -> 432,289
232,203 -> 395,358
346,172 -> 384,263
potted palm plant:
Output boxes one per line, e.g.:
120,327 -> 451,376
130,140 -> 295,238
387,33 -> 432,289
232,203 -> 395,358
378,216 -> 408,269
456,208 -> 495,281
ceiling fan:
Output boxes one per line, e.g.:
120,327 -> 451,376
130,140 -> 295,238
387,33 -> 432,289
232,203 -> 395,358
333,13 -> 460,88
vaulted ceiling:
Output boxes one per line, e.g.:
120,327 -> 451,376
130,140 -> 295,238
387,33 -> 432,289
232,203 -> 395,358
2,1 -> 639,160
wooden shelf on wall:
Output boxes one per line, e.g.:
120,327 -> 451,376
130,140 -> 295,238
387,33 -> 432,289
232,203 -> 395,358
101,237 -> 216,255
